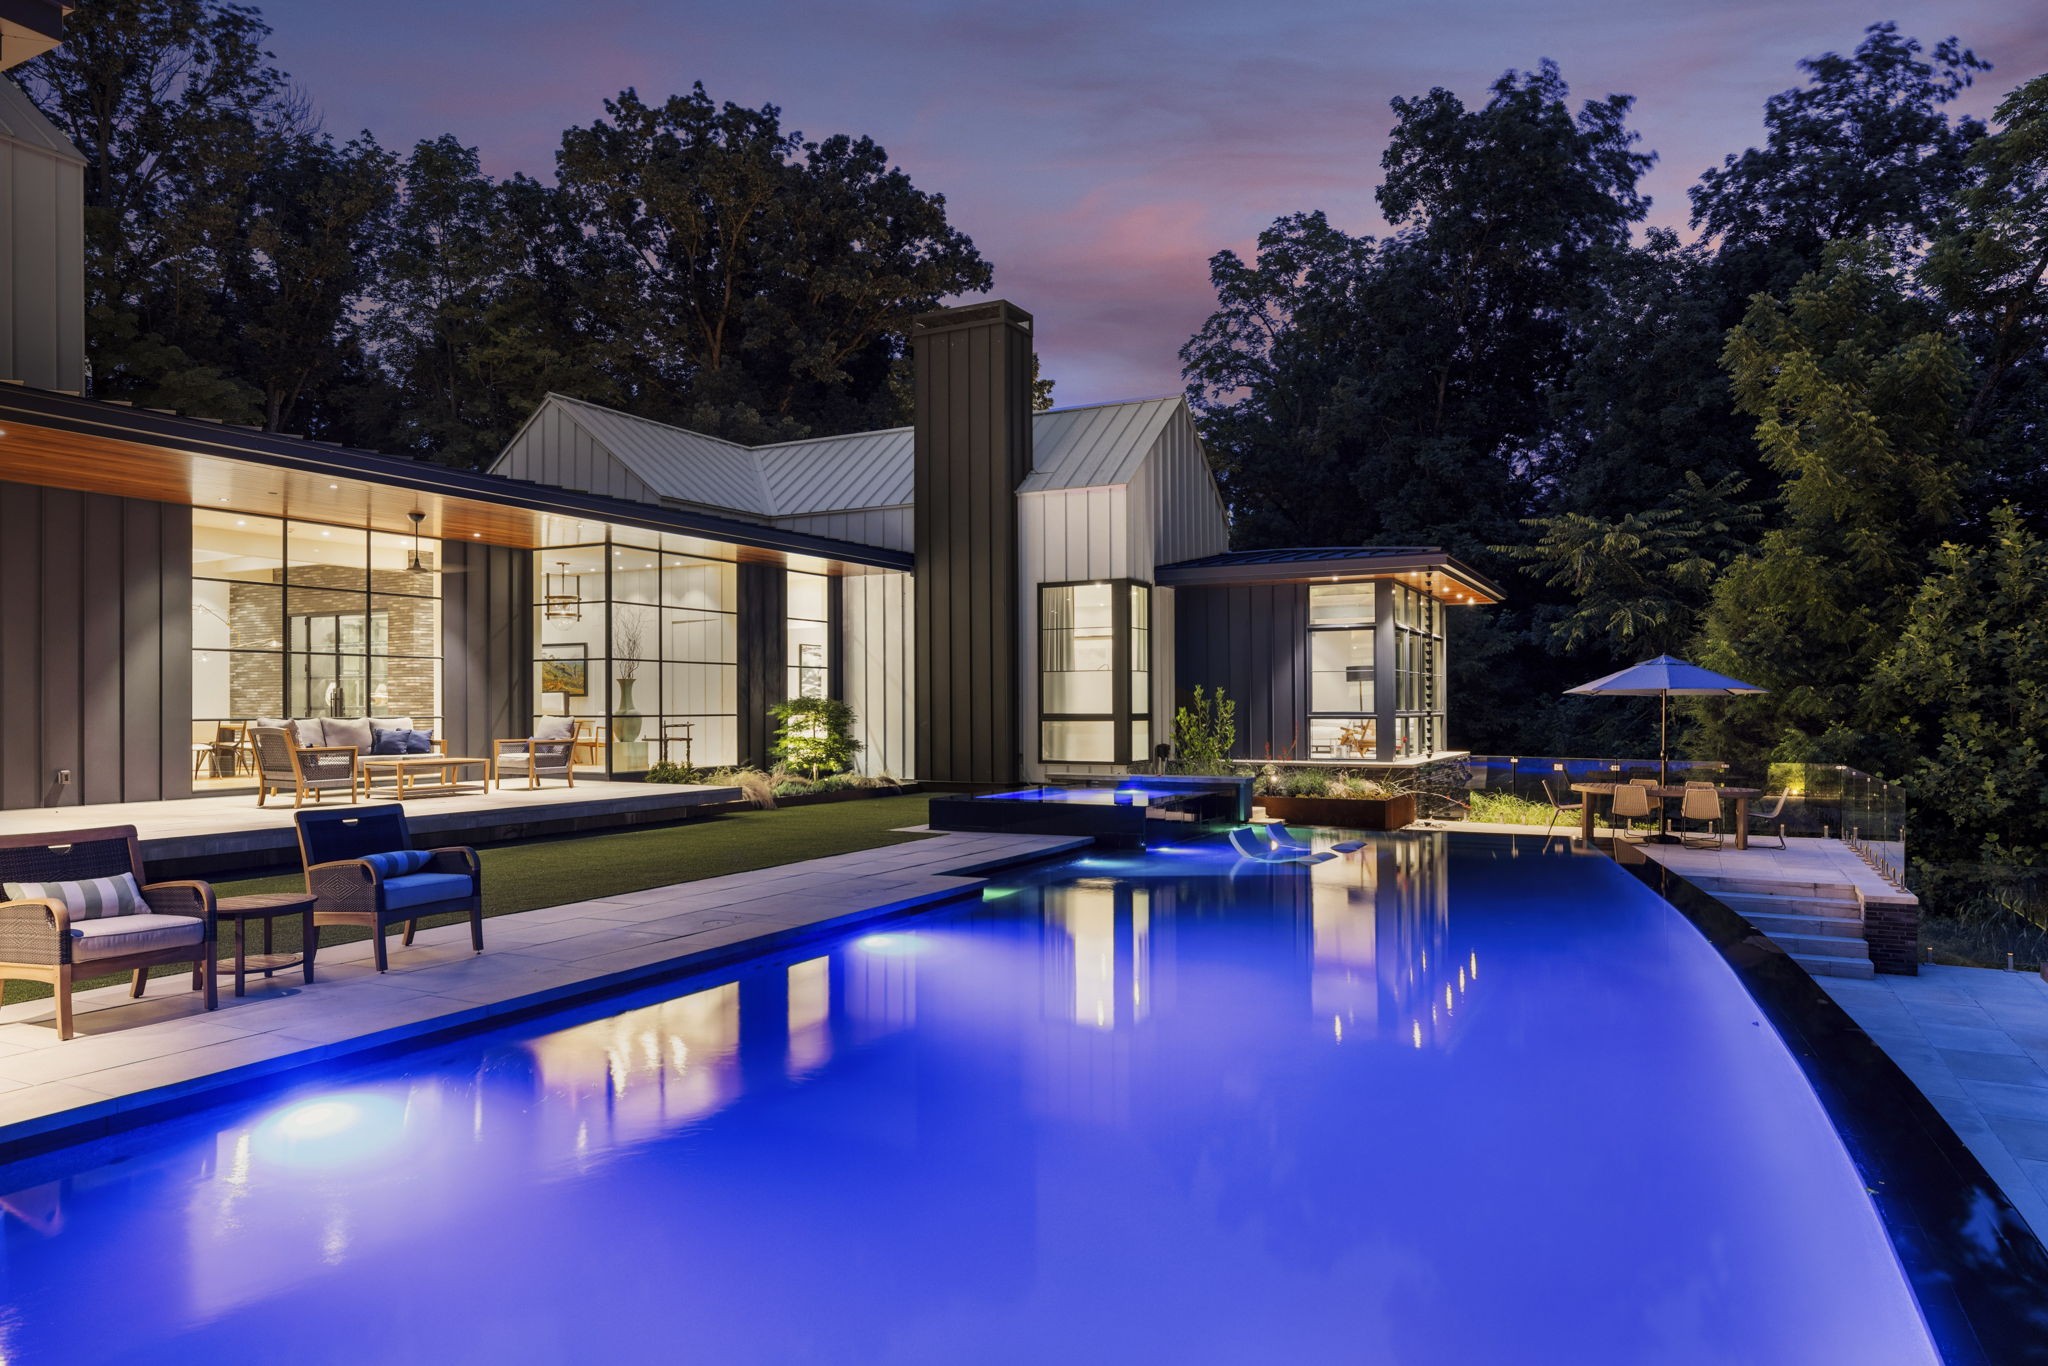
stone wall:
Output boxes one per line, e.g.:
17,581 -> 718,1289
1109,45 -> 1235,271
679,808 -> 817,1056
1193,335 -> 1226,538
224,562 -> 439,719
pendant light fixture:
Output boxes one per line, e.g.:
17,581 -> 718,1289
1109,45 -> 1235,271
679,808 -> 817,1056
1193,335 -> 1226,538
544,559 -> 584,621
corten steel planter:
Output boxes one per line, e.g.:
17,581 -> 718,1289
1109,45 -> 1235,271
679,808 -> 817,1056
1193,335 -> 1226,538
1258,793 -> 1417,831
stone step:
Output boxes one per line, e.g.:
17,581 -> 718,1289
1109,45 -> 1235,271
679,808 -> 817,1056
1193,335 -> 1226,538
1712,890 -> 1864,922
1792,952 -> 1875,980
1771,931 -> 1871,961
1745,910 -> 1865,939
1688,875 -> 1861,905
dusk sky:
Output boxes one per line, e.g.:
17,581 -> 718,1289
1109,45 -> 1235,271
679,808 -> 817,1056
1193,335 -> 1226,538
261,0 -> 2046,406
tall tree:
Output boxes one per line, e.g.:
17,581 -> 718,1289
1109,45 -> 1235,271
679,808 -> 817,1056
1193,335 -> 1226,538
554,84 -> 990,444
1690,22 -> 1989,304
16,0 -> 287,414
1692,244 -> 1971,765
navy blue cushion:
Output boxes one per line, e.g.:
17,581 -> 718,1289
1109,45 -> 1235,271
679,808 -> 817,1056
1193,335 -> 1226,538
379,871 -> 474,911
360,850 -> 430,879
371,728 -> 435,755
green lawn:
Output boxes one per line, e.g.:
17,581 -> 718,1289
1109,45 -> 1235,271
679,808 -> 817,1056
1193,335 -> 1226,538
4,794 -> 936,1006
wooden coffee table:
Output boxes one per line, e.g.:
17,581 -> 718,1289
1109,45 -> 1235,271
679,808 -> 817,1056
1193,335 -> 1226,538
215,892 -> 317,997
359,754 -> 489,798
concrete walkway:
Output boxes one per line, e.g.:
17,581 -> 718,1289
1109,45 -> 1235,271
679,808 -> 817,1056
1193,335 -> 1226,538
1820,966 -> 2048,1241
0,829 -> 1084,1155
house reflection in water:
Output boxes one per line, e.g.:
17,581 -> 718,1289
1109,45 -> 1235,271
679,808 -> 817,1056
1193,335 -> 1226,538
524,982 -> 744,1154
1309,834 -> 1470,1049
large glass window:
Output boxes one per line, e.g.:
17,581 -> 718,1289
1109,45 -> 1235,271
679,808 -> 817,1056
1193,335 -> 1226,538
532,534 -> 737,775
1307,582 -> 1375,760
1041,580 -> 1150,765
787,571 -> 830,701
192,511 -> 440,788
1393,585 -> 1445,758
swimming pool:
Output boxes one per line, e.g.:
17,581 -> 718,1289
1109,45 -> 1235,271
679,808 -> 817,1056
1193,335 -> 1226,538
0,833 -> 1936,1364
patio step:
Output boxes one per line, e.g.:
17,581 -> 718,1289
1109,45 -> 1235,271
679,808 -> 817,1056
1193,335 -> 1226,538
1790,951 -> 1876,979
1715,891 -> 1864,924
1772,931 -> 1872,962
1744,910 -> 1864,939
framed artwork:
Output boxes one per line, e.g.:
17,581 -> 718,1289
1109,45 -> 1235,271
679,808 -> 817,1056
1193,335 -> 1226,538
540,643 -> 588,698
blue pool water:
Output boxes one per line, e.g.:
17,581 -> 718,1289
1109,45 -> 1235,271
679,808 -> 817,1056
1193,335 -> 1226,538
0,834 -> 1936,1365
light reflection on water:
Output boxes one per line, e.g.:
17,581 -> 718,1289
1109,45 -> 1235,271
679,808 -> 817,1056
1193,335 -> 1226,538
0,832 -> 1936,1366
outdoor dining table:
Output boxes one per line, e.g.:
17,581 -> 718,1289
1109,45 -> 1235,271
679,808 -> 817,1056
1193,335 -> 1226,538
1569,782 -> 1763,849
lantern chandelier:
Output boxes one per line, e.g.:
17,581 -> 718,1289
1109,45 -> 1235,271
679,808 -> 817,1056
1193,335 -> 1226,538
544,560 -> 584,621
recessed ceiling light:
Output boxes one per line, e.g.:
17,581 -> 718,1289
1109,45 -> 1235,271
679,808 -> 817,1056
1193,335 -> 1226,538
328,483 -> 338,490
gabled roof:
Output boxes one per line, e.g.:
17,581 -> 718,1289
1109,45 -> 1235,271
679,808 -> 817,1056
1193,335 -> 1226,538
509,393 -> 1195,519
0,76 -> 84,163
1018,396 -> 1181,493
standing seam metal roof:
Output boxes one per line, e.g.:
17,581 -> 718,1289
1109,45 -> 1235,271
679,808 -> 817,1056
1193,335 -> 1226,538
0,77 -> 86,163
522,393 -> 1193,517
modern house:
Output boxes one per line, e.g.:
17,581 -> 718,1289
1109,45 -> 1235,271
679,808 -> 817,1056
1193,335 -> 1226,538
0,43 -> 1499,813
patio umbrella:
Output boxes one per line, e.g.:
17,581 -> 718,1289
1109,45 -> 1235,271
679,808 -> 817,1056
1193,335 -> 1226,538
1564,654 -> 1766,787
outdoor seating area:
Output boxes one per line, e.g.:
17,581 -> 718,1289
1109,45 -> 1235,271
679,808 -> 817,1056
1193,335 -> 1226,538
0,806 -> 481,1040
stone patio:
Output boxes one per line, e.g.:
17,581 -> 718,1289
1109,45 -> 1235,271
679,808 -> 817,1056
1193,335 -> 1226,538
0,828 -> 1084,1156
1818,965 -> 2048,1242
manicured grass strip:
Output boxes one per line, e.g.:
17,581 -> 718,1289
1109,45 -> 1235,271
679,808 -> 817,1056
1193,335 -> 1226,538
3,795 -> 936,1005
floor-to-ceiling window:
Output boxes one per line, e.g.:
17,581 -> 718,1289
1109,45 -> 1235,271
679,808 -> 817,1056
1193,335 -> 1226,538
1306,581 -> 1375,760
531,527 -> 737,775
1393,584 -> 1444,758
192,511 -> 441,788
1040,579 -> 1149,766
786,570 -> 830,701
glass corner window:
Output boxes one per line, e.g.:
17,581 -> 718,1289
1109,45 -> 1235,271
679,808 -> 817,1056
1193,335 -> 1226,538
1041,580 -> 1150,765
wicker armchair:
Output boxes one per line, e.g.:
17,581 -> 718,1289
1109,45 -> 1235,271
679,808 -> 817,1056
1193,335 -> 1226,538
0,826 -> 217,1040
493,718 -> 583,790
295,807 -> 482,973
251,726 -> 358,808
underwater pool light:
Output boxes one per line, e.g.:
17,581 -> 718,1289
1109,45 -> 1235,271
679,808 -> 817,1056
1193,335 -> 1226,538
855,932 -> 924,956
252,1092 -> 408,1168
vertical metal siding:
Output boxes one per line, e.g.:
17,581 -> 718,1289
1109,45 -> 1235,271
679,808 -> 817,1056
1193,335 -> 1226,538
1173,582 -> 1308,762
843,570 -> 914,778
736,561 -> 787,768
439,540 -> 532,759
0,483 -> 189,809
912,302 -> 1030,785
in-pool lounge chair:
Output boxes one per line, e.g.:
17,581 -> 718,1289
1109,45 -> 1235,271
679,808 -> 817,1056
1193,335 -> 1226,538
1229,826 -> 1335,864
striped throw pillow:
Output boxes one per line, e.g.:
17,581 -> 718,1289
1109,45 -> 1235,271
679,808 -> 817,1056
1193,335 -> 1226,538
360,850 -> 431,879
3,872 -> 147,920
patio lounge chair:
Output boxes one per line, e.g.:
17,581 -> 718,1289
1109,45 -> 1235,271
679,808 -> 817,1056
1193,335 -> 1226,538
494,717 -> 582,790
295,807 -> 482,973
1608,782 -> 1655,842
1677,787 -> 1724,848
251,726 -> 358,808
0,826 -> 217,1040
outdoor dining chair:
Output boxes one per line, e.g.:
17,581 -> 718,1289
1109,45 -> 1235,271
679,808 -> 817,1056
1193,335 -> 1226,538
1747,789 -> 1790,848
1678,787 -> 1724,848
1609,782 -> 1655,842
1541,778 -> 1584,842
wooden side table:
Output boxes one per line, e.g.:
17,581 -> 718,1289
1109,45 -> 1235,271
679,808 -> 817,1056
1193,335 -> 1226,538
215,892 -> 318,997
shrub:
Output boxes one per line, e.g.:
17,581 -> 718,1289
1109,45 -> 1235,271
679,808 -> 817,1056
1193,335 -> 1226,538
1174,685 -> 1237,773
770,696 -> 863,779
644,761 -> 698,785
1468,790 -> 1557,826
703,766 -> 776,808
1280,768 -> 1331,797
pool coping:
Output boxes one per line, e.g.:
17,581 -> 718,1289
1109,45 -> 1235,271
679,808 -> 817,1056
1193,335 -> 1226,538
0,833 -> 1087,1167
1622,852 -> 2048,1366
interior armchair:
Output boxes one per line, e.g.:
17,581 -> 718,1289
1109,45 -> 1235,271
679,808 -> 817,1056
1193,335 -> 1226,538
494,717 -> 583,790
0,826 -> 218,1040
250,726 -> 359,808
